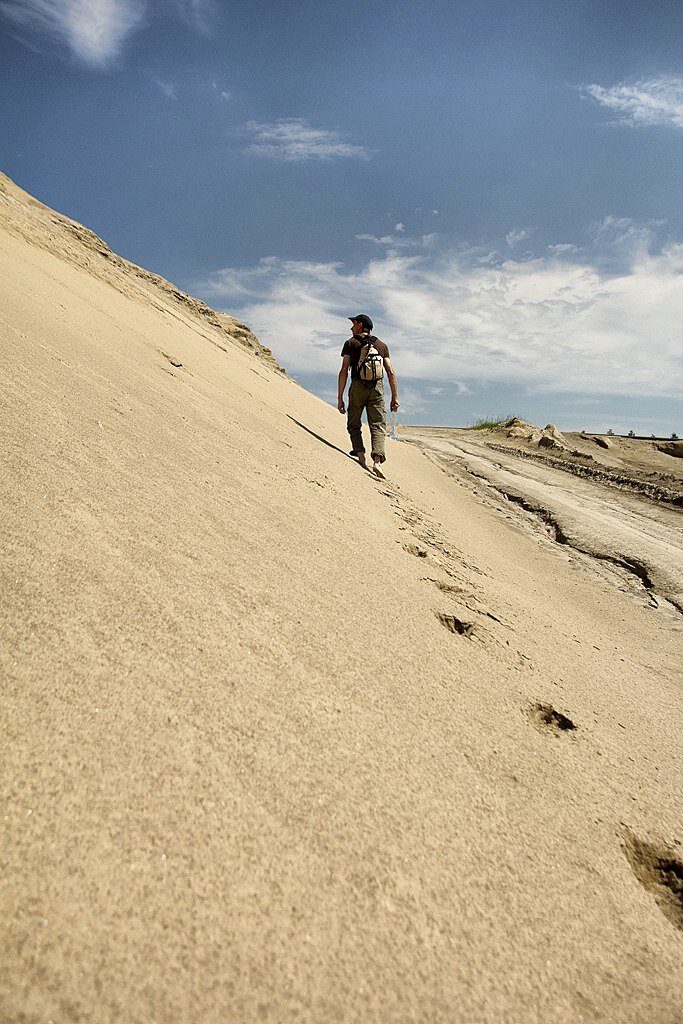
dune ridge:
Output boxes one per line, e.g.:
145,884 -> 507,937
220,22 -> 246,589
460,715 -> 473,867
1,175 -> 682,1024
0,172 -> 284,373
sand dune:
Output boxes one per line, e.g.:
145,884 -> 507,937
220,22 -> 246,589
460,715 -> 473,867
1,174 -> 682,1024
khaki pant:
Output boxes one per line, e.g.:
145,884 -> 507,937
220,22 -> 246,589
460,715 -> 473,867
347,379 -> 386,463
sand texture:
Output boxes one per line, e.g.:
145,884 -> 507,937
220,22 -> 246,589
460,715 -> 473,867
1,173 -> 682,1024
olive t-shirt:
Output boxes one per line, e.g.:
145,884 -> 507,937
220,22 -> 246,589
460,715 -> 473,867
341,335 -> 390,381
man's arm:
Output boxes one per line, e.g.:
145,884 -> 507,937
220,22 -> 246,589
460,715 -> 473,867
338,354 -> 351,413
384,357 -> 400,412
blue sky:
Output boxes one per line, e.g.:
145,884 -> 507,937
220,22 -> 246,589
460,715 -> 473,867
1,0 -> 681,434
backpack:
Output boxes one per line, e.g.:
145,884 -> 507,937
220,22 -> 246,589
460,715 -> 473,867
357,336 -> 384,383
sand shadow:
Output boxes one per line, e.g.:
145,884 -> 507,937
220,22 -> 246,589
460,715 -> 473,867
287,416 -> 353,459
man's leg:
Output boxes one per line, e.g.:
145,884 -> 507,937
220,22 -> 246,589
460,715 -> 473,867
346,380 -> 367,462
366,384 -> 387,473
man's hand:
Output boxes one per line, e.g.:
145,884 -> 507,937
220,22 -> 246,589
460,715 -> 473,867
338,399 -> 346,414
390,398 -> 400,412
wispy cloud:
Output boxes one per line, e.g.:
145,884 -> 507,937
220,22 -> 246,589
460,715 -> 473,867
355,232 -> 413,248
198,224 -> 683,400
171,0 -> 212,33
0,0 -> 146,66
243,119 -> 372,162
582,76 -> 683,129
0,0 -> 217,65
211,82 -> 231,101
506,228 -> 529,248
355,230 -> 437,252
152,76 -> 176,98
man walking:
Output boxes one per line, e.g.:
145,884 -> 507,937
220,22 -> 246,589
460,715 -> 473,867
338,314 -> 399,478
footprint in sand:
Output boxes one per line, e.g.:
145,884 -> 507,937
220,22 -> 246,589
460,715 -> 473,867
622,830 -> 683,931
528,703 -> 576,733
436,612 -> 475,637
403,542 -> 428,558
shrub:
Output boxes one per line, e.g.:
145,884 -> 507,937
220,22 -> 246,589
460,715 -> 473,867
465,415 -> 513,430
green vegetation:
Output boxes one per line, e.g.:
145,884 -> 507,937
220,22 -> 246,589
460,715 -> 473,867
465,416 -> 513,430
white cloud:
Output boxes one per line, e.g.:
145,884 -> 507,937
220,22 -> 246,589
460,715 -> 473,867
549,243 -> 578,255
582,76 -> 683,129
243,119 -> 372,162
0,0 -> 145,65
506,228 -> 529,248
354,229 -> 437,252
591,215 -> 668,273
0,0 -> 217,64
355,234 -> 396,246
355,232 -> 417,249
395,222 -> 405,233
198,228 -> 683,400
393,383 -> 430,417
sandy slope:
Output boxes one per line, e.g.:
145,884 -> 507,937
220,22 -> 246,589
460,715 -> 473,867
1,175 -> 682,1024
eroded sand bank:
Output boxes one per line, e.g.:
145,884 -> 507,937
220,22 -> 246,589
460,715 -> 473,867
402,423 -> 683,614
